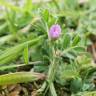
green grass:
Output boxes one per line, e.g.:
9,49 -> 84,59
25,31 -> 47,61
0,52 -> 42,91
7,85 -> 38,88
0,0 -> 96,96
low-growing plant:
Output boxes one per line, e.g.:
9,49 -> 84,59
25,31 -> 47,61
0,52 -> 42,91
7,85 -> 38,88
0,0 -> 96,96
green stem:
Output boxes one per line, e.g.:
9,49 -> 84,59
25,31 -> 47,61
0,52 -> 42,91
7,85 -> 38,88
47,55 -> 58,83
47,42 -> 59,83
37,42 -> 59,95
50,83 -> 57,96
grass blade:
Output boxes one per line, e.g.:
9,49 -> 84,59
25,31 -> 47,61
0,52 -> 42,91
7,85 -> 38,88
0,72 -> 45,85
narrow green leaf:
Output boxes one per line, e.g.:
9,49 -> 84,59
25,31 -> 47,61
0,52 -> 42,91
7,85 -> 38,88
73,46 -> 85,52
63,34 -> 71,49
23,44 -> 29,64
43,9 -> 49,22
0,35 -> 44,64
0,72 -> 45,85
0,61 -> 42,71
72,35 -> 81,46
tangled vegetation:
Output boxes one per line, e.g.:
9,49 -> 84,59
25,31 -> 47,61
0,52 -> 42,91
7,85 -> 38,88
0,0 -> 96,96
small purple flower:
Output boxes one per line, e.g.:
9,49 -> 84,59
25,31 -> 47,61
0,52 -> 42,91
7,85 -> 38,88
49,24 -> 61,40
